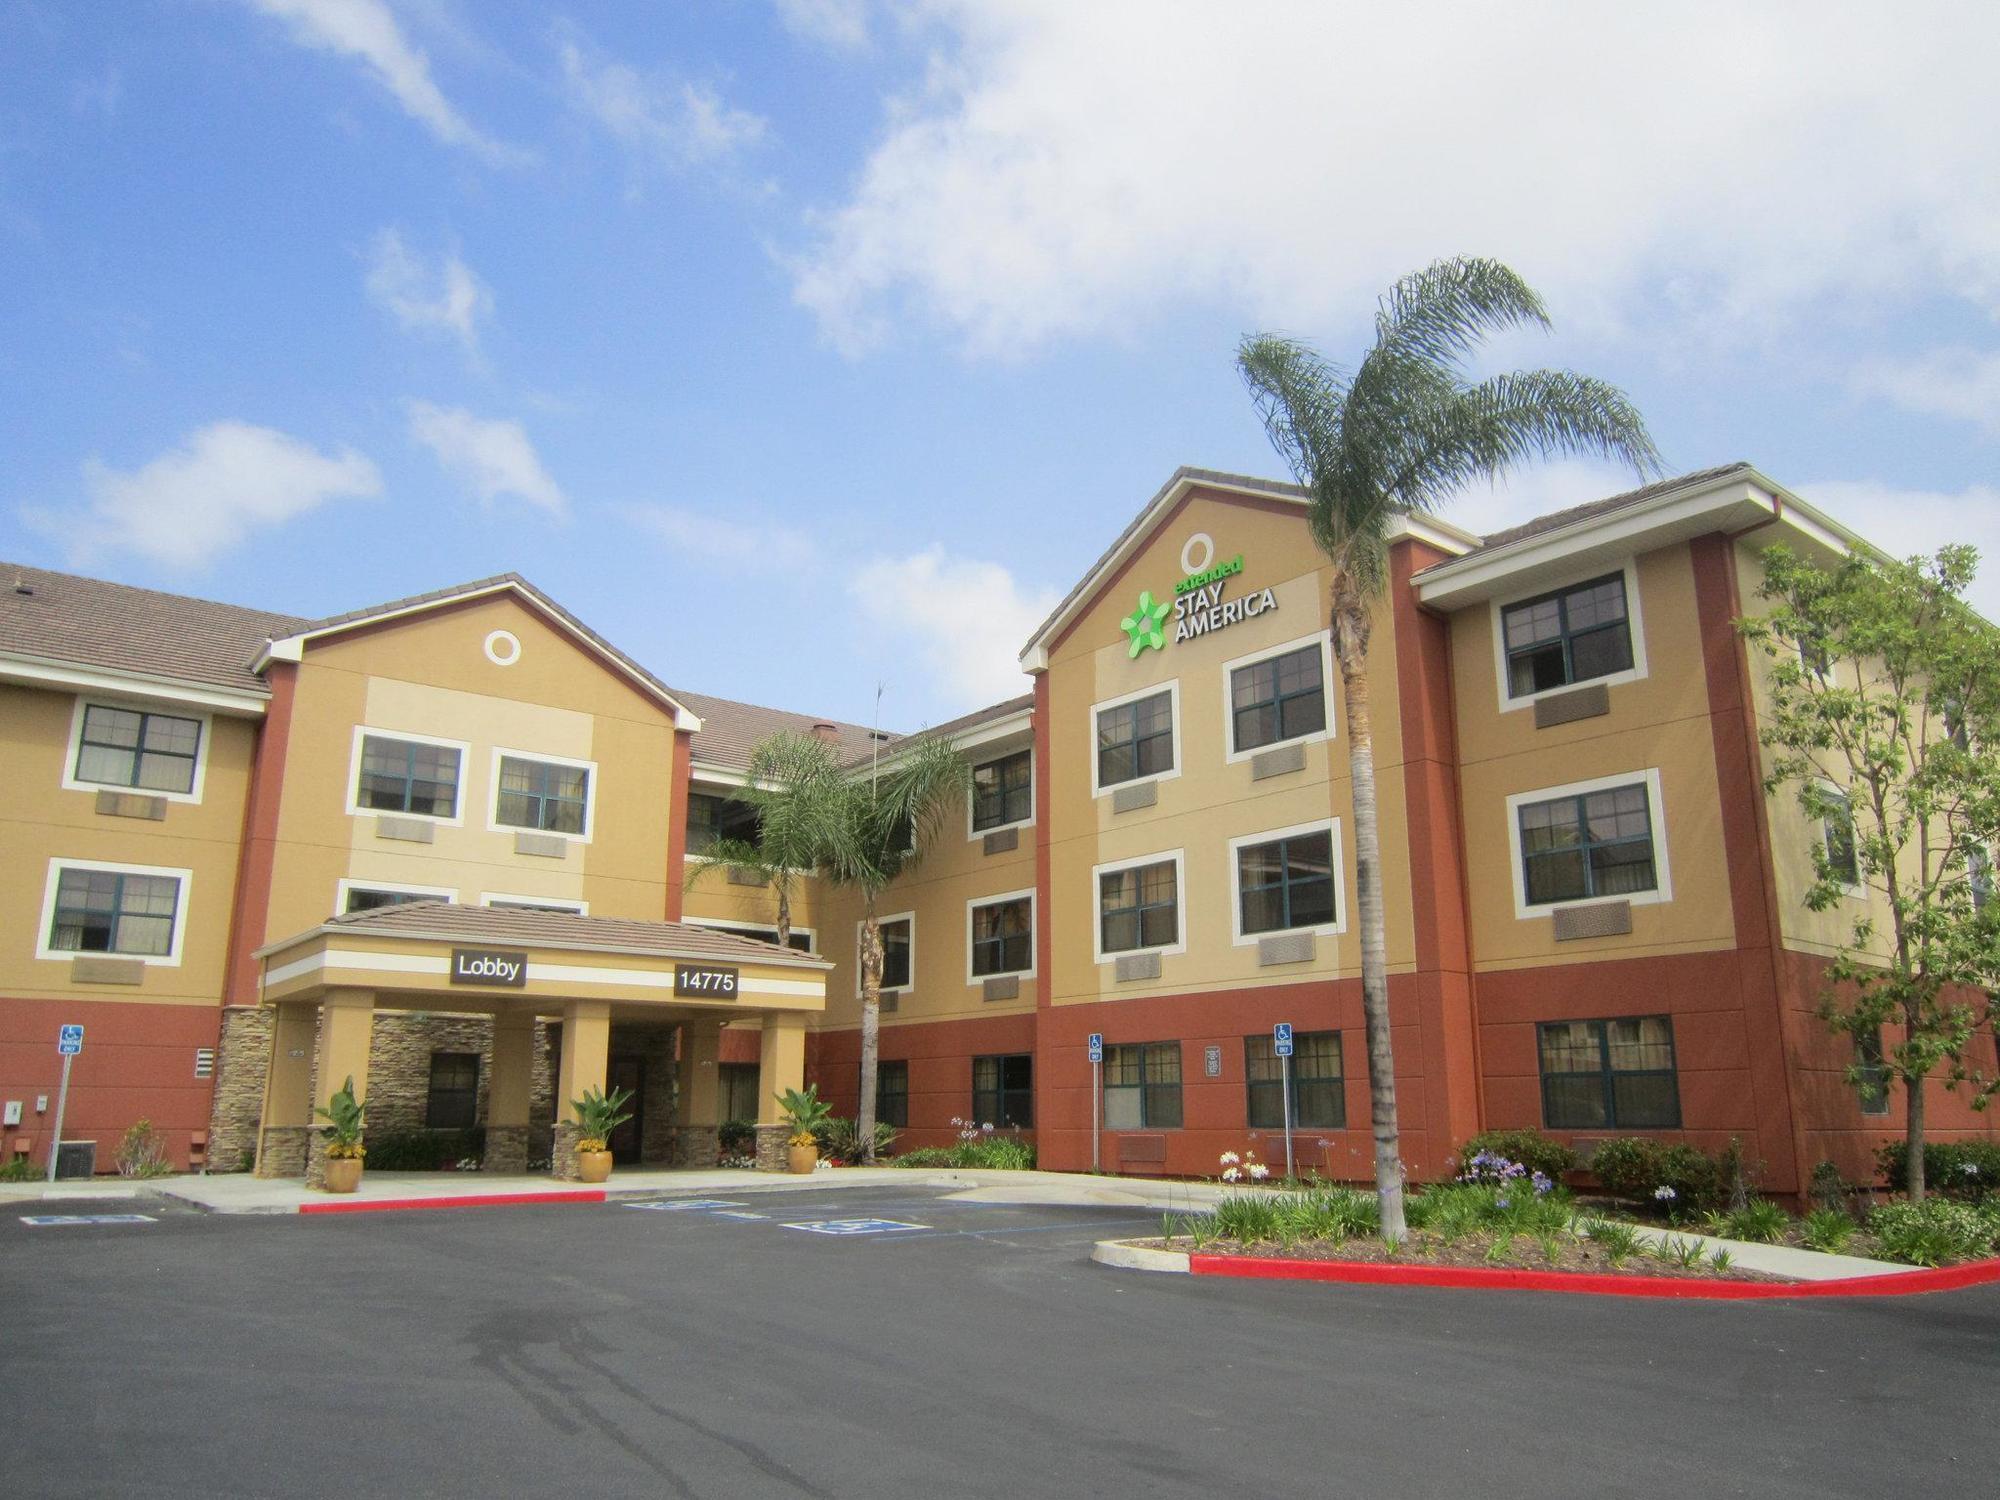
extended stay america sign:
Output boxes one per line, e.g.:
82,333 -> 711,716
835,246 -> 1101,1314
1119,532 -> 1278,658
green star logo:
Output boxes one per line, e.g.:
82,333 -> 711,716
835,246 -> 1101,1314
1120,590 -> 1171,658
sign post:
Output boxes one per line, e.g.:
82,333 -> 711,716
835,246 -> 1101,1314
1273,1023 -> 1294,1182
47,1024 -> 83,1184
1087,1033 -> 1104,1172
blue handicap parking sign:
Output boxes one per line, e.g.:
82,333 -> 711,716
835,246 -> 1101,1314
57,1024 -> 85,1055
1274,1021 -> 1293,1058
781,1218 -> 928,1236
1087,1032 -> 1103,1062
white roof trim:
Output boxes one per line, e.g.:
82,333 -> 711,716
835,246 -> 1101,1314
0,650 -> 270,716
253,579 -> 702,731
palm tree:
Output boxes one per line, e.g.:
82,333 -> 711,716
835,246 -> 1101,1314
820,734 -> 970,1161
683,730 -> 847,950
1237,257 -> 1661,1238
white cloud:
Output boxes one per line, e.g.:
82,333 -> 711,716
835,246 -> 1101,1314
25,421 -> 380,568
851,548 -> 1055,710
775,0 -> 871,51
1794,479 -> 2000,619
364,228 -> 490,357
790,2 -> 2000,357
407,403 -> 565,515
559,38 -> 769,172
1852,349 -> 2000,436
245,0 -> 505,157
615,502 -> 814,569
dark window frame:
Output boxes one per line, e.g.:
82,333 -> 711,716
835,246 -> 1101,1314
972,1053 -> 1033,1128
1856,1028 -> 1890,1116
495,754 -> 591,836
1516,781 -> 1659,908
971,749 -> 1033,832
355,733 -> 461,819
1501,571 -> 1636,700
48,865 -> 182,958
1095,689 -> 1175,790
707,922 -> 814,953
1536,1016 -> 1681,1130
1244,1031 -> 1345,1129
1102,1041 -> 1182,1129
970,895 -> 1033,977
878,916 -> 913,991
1822,788 -> 1860,887
1236,828 -> 1337,936
425,1052 -> 480,1130
343,887 -> 450,915
1098,858 -> 1179,955
685,791 -> 762,856
875,1060 -> 909,1128
73,703 -> 203,796
1229,643 -> 1326,754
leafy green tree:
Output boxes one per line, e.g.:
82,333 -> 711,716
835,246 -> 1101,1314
1237,257 -> 1659,1237
820,734 -> 970,1161
683,730 -> 849,950
1740,544 -> 2000,1201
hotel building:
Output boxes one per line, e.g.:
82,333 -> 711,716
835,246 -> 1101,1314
2,461 -> 1994,1193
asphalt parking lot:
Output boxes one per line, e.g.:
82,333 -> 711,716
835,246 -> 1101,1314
3,1181 -> 1997,1498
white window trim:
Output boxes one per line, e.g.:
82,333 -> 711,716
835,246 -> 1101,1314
965,887 -> 1037,984
857,911 -> 916,997
344,725 -> 471,826
1491,557 -> 1649,714
1220,630 -> 1335,764
966,745 -> 1035,840
1090,847 -> 1188,963
335,878 -> 458,916
61,697 -> 213,805
486,745 -> 597,844
1505,767 -> 1673,920
37,857 -> 193,967
1227,818 -> 1347,946
683,915 -> 816,953
480,891 -> 590,916
1090,679 -> 1182,799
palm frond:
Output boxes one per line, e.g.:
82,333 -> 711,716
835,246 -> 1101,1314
1371,256 -> 1550,369
1236,334 -> 1348,492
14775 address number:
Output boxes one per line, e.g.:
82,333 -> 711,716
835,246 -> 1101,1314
675,964 -> 740,997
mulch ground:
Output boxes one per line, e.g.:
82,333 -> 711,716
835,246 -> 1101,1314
1150,1229 -> 1794,1282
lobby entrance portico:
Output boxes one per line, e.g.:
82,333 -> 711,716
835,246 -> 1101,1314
249,903 -> 829,1185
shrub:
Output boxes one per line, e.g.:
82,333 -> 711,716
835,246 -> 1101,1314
888,1147 -> 957,1168
1583,1218 -> 1641,1266
717,1120 -> 756,1154
363,1128 -> 485,1171
1801,1208 -> 1856,1254
1808,1159 -> 1848,1214
1875,1140 -> 2000,1202
1590,1138 -> 1725,1215
813,1116 -> 897,1163
1214,1194 -> 1282,1243
0,1154 -> 39,1182
887,1134 -> 1035,1170
114,1118 -> 173,1178
1705,1197 -> 1789,1244
1458,1129 -> 1577,1182
1868,1199 -> 2000,1267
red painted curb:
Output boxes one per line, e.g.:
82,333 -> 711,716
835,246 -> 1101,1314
1188,1253 -> 2000,1299
297,1189 -> 607,1215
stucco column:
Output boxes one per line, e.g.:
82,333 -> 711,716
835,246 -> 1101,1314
756,1015 -> 808,1171
305,988 -> 374,1189
551,999 -> 610,1180
483,1010 -> 536,1175
676,1019 -> 723,1168
254,1000 -> 317,1178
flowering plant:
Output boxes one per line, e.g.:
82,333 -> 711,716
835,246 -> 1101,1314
1218,1149 -> 1271,1184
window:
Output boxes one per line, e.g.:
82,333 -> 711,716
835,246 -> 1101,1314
486,900 -> 584,915
970,895 -> 1032,977
343,887 -> 451,915
704,923 -> 814,953
880,916 -> 912,990
971,749 -> 1032,832
876,1060 -> 909,1128
1230,643 -> 1325,753
1823,789 -> 1859,886
687,791 -> 761,855
356,734 -> 460,818
495,754 -> 590,836
1099,859 -> 1179,954
1856,1029 -> 1890,1116
973,1054 -> 1033,1127
73,704 -> 201,795
1236,828 -> 1335,936
47,866 -> 182,958
1103,1042 -> 1181,1129
1502,572 -> 1635,699
1537,1017 -> 1680,1129
1245,1031 -> 1344,1129
1517,781 -> 1658,907
1096,688 -> 1174,789
425,1053 -> 480,1129
718,1063 -> 759,1123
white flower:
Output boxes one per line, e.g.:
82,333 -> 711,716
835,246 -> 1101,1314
1219,1151 -> 1241,1166
1247,1163 -> 1270,1181
1221,1167 -> 1241,1183
1653,1185 -> 1678,1201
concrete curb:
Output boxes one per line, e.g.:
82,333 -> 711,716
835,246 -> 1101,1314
298,1188 -> 608,1215
1091,1239 -> 1190,1274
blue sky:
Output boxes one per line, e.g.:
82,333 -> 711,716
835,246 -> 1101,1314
3,2 -> 1997,731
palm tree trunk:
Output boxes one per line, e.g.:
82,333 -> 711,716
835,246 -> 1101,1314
858,897 -> 882,1163
775,882 -> 792,952
1333,576 -> 1407,1241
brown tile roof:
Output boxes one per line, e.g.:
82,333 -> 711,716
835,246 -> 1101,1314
675,687 -> 896,775
1465,462 -> 1755,553
0,559 -> 306,696
842,692 -> 1032,769
307,900 -> 830,967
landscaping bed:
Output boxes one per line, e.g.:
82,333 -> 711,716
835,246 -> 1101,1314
1151,1229 -> 1790,1282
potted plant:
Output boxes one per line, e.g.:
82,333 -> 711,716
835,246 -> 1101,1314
570,1085 -> 635,1184
777,1085 -> 833,1174
315,1075 -> 366,1193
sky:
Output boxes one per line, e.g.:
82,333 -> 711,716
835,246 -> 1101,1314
3,1 -> 1997,733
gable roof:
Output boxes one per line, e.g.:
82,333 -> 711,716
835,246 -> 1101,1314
0,559 -> 306,709
842,691 -> 1033,771
673,688 -> 896,778
1463,462 -> 1757,553
256,573 -> 701,731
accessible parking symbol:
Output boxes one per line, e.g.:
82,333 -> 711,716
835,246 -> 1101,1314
782,1218 -> 928,1236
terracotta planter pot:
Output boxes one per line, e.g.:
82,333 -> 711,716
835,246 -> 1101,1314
576,1150 -> 613,1184
788,1143 -> 819,1175
322,1156 -> 363,1194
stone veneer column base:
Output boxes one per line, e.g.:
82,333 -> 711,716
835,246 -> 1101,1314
754,1124 -> 790,1173
483,1125 -> 529,1175
303,1127 -> 334,1190
255,1125 -> 309,1179
672,1125 -> 720,1168
550,1122 -> 584,1180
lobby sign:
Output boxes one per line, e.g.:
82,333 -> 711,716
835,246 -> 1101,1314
1119,532 -> 1278,657
450,948 -> 528,987
675,963 -> 740,997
